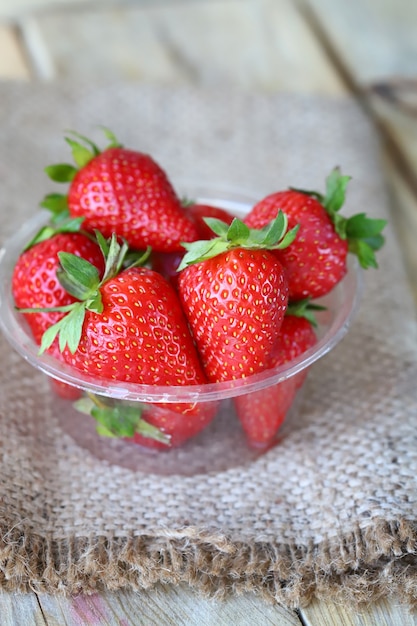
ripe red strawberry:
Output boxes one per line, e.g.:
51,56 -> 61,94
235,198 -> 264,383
60,265 -> 207,387
130,401 -> 217,450
150,250 -> 185,290
178,214 -> 298,383
244,169 -> 387,300
12,230 -> 105,347
234,379 -> 296,450
234,303 -> 318,448
42,129 -> 199,252
36,235 -> 216,445
186,203 -> 235,239
151,204 -> 235,288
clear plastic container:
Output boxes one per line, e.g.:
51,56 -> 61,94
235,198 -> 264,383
0,190 -> 362,467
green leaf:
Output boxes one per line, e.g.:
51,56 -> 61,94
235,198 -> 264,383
179,210 -> 300,266
99,126 -> 122,148
348,239 -> 379,269
40,193 -> 69,216
64,130 -> 100,155
362,233 -> 385,252
74,396 -> 95,415
125,245 -> 153,270
135,417 -> 171,444
227,218 -> 250,244
275,224 -> 300,250
57,251 -> 101,300
65,137 -> 95,168
24,218 -> 84,252
24,226 -> 57,251
57,303 -> 86,353
18,303 -> 75,315
333,213 -> 348,239
286,298 -> 326,327
39,315 -> 67,354
260,211 -> 287,246
78,399 -> 171,444
44,163 -> 78,183
38,303 -> 85,355
178,239 -> 229,270
94,229 -> 110,257
203,217 -> 230,238
181,196 -> 195,208
346,214 -> 387,240
323,168 -> 351,215
100,234 -> 129,283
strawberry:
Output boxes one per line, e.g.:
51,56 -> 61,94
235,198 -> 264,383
33,234 -> 215,445
151,204 -> 235,288
49,378 -> 83,401
244,168 -> 387,300
234,379 -> 296,450
130,401 -> 217,450
186,203 -> 235,239
177,214 -> 298,383
150,250 -> 185,290
41,129 -> 199,253
12,229 -> 105,348
234,301 -> 319,449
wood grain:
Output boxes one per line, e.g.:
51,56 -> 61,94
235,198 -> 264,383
0,592 -> 46,626
301,597 -> 417,626
36,586 -> 303,625
28,0 -> 344,92
300,0 -> 417,83
0,1 -> 417,625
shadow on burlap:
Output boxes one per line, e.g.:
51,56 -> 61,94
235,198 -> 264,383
0,82 -> 416,608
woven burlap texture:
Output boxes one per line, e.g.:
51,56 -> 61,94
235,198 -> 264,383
0,82 -> 417,607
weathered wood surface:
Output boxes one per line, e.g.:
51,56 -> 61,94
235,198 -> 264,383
0,0 -> 417,624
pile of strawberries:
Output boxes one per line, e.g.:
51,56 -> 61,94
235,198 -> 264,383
12,129 -> 386,450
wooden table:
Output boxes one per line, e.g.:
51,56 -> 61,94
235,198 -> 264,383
1,1 -> 417,624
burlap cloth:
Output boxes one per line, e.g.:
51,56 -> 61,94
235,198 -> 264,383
0,81 -> 417,608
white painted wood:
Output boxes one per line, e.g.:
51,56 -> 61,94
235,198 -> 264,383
301,597 -> 417,626
37,586 -> 303,625
0,592 -> 47,626
19,16 -> 56,79
31,0 -> 343,92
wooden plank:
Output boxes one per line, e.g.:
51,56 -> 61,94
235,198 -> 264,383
297,0 -> 417,306
31,0 -> 344,92
379,149 -> 417,308
0,25 -> 31,79
18,16 -> 56,80
301,597 -> 417,626
0,592 -> 47,626
298,0 -> 417,84
36,586 -> 303,625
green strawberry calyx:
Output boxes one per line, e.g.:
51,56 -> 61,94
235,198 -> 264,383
41,127 -> 121,222
286,298 -> 326,328
75,394 -> 171,444
291,167 -> 387,270
178,211 -> 299,270
24,216 -> 86,252
18,232 -> 150,355
18,235 -> 167,445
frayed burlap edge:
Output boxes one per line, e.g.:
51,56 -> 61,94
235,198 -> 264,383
1,518 -> 417,608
